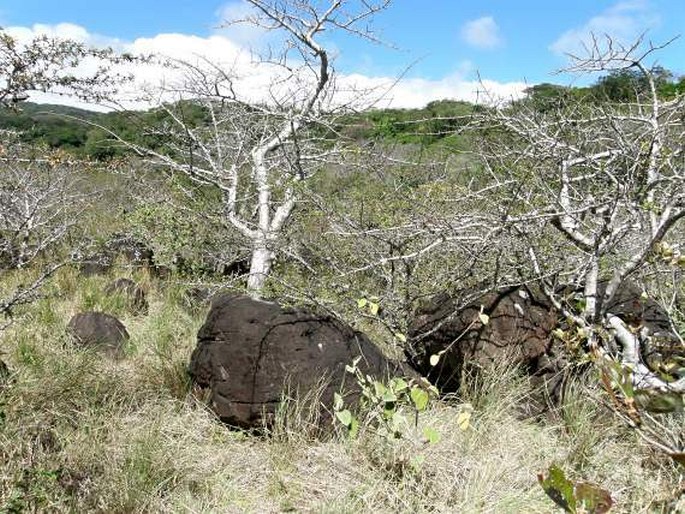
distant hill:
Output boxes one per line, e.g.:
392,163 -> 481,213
16,102 -> 103,119
0,99 -> 481,159
2,67 -> 682,159
0,102 -> 104,152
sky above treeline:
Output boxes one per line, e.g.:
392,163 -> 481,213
2,0 -> 684,109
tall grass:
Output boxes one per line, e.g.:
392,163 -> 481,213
0,266 -> 683,512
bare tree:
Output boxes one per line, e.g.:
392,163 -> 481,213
0,28 -> 132,108
478,36 -> 685,392
0,28 -> 125,327
0,139 -> 90,267
110,0 -> 392,295
0,135 -> 96,322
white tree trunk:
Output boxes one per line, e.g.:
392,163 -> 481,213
246,239 -> 273,296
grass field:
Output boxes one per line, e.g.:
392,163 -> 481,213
1,267 -> 683,513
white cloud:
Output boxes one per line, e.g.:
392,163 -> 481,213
340,72 -> 526,109
4,22 -> 125,49
5,22 -> 527,111
460,16 -> 502,49
550,0 -> 660,57
213,1 -> 269,46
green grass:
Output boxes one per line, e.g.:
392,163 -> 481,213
0,266 -> 683,513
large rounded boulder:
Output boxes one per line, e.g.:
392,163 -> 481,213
188,294 -> 403,429
408,285 -> 557,393
407,281 -> 680,396
67,312 -> 129,357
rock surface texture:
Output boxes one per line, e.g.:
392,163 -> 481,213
407,282 -> 678,396
67,312 -> 129,357
189,294 -> 402,429
408,285 -> 557,393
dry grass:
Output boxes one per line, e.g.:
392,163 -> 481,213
0,267 -> 683,512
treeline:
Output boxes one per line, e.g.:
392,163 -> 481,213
0,101 -> 210,160
524,66 -> 685,112
2,65 -> 683,159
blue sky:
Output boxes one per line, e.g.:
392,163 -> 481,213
2,0 -> 684,107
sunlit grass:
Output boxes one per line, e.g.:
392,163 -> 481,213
0,266 -> 682,512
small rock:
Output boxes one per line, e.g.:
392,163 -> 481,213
105,278 -> 148,315
67,312 -> 129,357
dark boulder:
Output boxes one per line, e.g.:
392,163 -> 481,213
151,265 -> 172,280
77,252 -> 112,277
67,312 -> 129,357
599,281 -> 682,374
105,278 -> 148,315
0,239 -> 19,270
77,234 -> 154,276
407,285 -> 557,393
188,294 -> 404,430
106,233 -> 154,268
200,254 -> 250,277
407,281 -> 679,396
0,359 -> 9,386
599,281 -> 674,337
171,253 -> 249,278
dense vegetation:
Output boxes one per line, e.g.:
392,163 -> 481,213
1,12 -> 684,512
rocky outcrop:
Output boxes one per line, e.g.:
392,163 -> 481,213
407,285 -> 557,393
407,281 -> 679,397
78,234 -> 154,276
188,294 -> 404,430
67,312 -> 129,357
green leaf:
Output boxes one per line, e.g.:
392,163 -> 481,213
423,426 -> 441,444
357,298 -> 368,309
382,390 -> 398,403
538,465 -> 576,513
373,381 -> 386,399
348,416 -> 360,439
333,392 -> 344,411
369,302 -> 380,316
391,412 -> 407,432
395,332 -> 407,343
335,409 -> 353,427
478,312 -> 490,325
410,387 -> 430,411
390,377 -> 408,392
